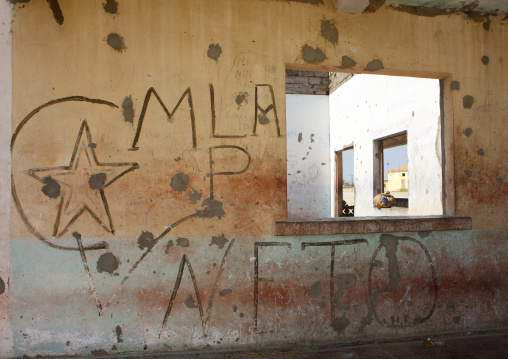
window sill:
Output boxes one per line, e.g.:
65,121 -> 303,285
275,216 -> 472,236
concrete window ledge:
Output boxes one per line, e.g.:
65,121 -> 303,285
275,216 -> 472,236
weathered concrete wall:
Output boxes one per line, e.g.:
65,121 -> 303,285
5,229 -> 508,356
286,95 -> 331,217
329,75 -> 443,216
0,1 -> 12,356
1,0 -> 507,357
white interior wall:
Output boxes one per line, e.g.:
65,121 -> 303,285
286,95 -> 331,218
329,75 -> 443,217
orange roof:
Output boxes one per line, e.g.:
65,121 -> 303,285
388,165 -> 408,172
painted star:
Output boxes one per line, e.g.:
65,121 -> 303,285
28,120 -> 138,237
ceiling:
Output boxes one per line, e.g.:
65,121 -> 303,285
335,0 -> 508,15
387,0 -> 508,14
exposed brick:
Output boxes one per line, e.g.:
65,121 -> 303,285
298,70 -> 313,77
286,85 -> 313,94
293,88 -> 315,94
286,84 -> 304,90
308,77 -> 322,85
311,84 -> 329,90
313,71 -> 329,77
286,70 -> 333,95
293,76 -> 309,84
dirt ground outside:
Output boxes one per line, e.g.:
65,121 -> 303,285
343,187 -> 409,206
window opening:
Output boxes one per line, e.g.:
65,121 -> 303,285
373,131 -> 408,208
286,68 -> 448,218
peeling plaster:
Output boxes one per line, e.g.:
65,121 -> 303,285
107,33 -> 126,52
340,55 -> 357,68
321,20 -> 338,44
463,128 -> 473,136
365,59 -> 384,71
103,0 -> 118,14
302,45 -> 327,64
122,96 -> 135,123
463,95 -> 475,109
207,43 -> 222,60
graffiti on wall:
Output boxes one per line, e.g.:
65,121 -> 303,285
255,235 -> 438,334
10,87 -> 439,337
10,77 -> 281,240
365,234 -> 438,330
253,241 -> 292,331
160,239 -> 236,336
301,239 -> 368,325
10,65 -> 281,336
210,83 -> 281,138
10,43 -> 437,338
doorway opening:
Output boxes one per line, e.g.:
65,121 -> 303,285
335,147 -> 354,217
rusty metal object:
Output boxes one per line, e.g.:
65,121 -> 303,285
373,192 -> 397,209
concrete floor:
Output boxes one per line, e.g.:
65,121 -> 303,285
225,332 -> 508,359
81,330 -> 508,359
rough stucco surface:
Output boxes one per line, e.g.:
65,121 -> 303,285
1,0 -> 507,357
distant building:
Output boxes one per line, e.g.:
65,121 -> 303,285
386,165 -> 408,191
